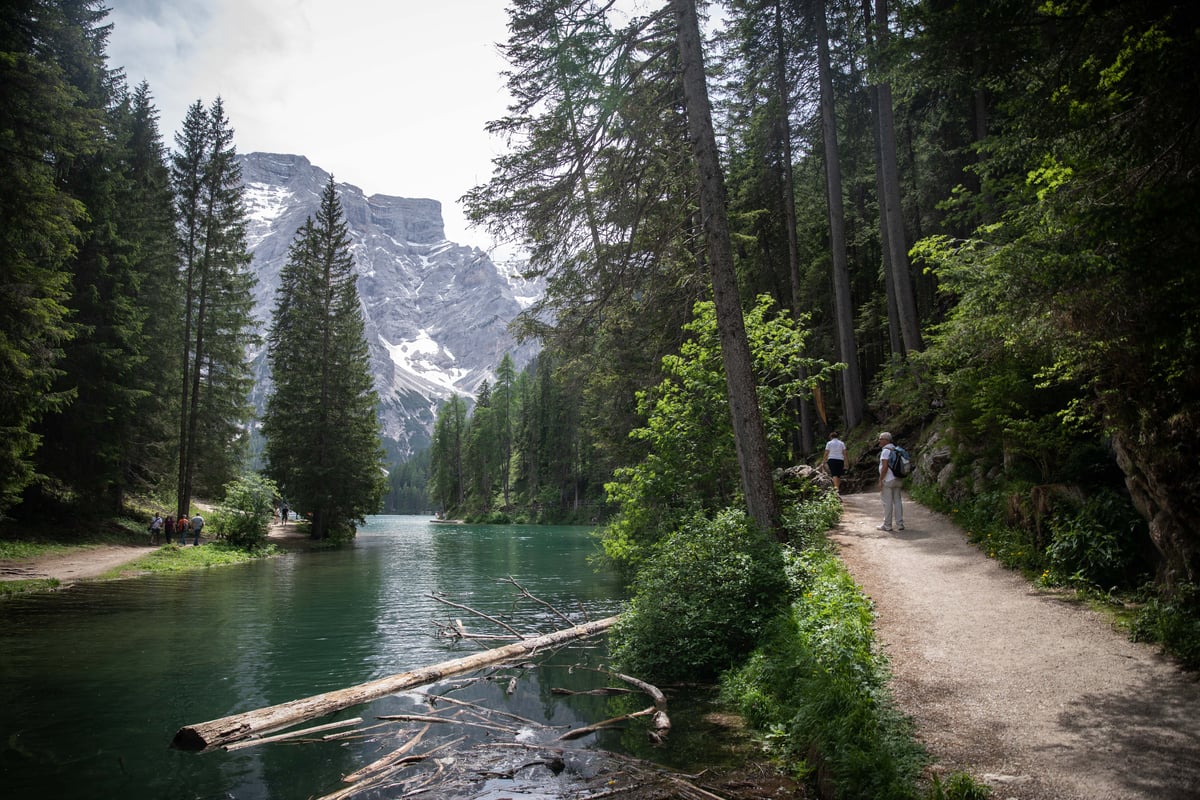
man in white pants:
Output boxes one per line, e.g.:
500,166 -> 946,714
877,432 -> 904,531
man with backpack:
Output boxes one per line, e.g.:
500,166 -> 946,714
877,432 -> 908,531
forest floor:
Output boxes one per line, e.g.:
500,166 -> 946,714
832,491 -> 1200,800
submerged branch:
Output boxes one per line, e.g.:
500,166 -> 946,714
427,592 -> 527,639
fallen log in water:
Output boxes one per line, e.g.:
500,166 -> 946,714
171,615 -> 620,752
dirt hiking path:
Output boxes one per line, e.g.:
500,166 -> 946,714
832,492 -> 1200,799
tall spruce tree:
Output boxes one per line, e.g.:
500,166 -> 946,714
120,82 -> 183,493
25,0 -> 190,512
170,98 -> 258,515
262,177 -> 386,540
0,0 -> 102,512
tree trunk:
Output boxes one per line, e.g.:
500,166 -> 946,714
172,616 -> 620,751
815,1 -> 865,429
673,0 -> 783,538
771,2 -> 815,455
871,0 -> 923,355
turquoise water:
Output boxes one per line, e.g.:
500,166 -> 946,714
0,517 -> 628,799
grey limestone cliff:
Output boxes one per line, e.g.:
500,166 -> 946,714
239,152 -> 538,459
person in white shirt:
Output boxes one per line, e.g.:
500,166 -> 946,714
822,431 -> 848,493
877,432 -> 904,531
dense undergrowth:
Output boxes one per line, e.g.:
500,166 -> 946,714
611,488 -> 989,799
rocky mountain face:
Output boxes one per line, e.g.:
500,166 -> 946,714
239,152 -> 539,460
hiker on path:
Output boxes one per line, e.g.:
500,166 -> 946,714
877,431 -> 904,531
177,515 -> 190,545
190,513 -> 204,546
822,431 -> 848,493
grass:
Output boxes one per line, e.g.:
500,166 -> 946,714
104,541 -> 278,577
0,540 -> 78,560
0,578 -> 61,598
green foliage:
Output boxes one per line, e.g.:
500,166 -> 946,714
427,352 -> 608,524
927,772 -> 992,800
1045,490 -> 1152,591
610,509 -> 788,683
1130,583 -> 1200,671
914,478 -> 1151,594
0,540 -> 74,561
114,540 -> 275,575
722,536 -> 926,800
0,0 -> 102,512
779,487 -> 843,552
907,0 -> 1200,582
383,447 -> 432,514
601,296 -> 838,570
209,473 -> 277,549
0,579 -> 61,598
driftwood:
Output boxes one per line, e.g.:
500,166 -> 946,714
172,615 -> 619,751
222,717 -> 363,751
430,618 -> 521,641
317,735 -> 465,800
427,592 -> 526,639
340,724 -> 429,784
498,575 -> 576,627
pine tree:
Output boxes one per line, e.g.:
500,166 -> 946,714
429,395 -> 467,515
120,82 -> 183,493
27,0 -> 161,512
171,98 -> 258,515
0,0 -> 100,511
262,177 -> 386,540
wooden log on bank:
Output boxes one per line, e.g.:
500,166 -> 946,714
171,615 -> 619,752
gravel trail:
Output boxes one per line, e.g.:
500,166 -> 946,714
831,492 -> 1200,799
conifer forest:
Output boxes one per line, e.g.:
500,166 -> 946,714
3,0 -> 1199,598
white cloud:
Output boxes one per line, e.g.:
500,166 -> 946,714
107,0 -> 514,249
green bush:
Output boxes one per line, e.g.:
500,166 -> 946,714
1046,490 -> 1151,590
781,488 -> 843,551
209,473 -> 278,549
722,541 -> 926,799
1131,582 -> 1200,670
928,772 -> 992,800
610,508 -> 788,683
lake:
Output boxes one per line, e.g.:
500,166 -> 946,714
0,517 -> 641,799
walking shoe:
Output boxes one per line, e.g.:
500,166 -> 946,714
876,524 -> 892,531
897,524 -> 905,530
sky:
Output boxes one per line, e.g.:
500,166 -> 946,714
105,0 -> 520,253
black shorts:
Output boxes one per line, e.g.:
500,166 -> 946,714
827,458 -> 844,477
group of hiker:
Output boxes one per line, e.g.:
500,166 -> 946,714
148,512 -> 205,546
821,430 -> 912,532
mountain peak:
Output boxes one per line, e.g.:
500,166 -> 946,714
240,152 -> 538,459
